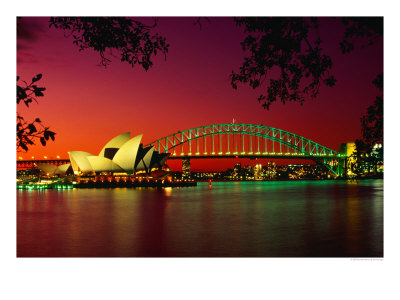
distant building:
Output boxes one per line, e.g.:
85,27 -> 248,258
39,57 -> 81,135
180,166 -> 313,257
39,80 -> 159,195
338,142 -> 357,176
182,158 -> 191,179
371,143 -> 384,173
233,163 -> 241,179
254,164 -> 262,180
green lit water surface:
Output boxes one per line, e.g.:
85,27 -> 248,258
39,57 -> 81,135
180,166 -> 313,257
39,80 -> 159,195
17,180 -> 383,257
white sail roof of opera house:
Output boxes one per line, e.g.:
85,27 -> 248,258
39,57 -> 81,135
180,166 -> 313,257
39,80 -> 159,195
68,151 -> 94,174
136,146 -> 154,172
67,132 -> 168,175
36,163 -> 71,176
56,163 -> 71,174
98,132 -> 130,157
86,156 -> 124,173
112,134 -> 143,173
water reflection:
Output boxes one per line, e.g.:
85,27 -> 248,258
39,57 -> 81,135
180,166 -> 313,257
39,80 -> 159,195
17,180 -> 383,257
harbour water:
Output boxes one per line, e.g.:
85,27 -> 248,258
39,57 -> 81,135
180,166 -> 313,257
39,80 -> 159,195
17,180 -> 383,257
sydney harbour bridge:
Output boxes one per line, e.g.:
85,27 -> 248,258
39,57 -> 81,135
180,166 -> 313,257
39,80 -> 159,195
17,123 -> 347,176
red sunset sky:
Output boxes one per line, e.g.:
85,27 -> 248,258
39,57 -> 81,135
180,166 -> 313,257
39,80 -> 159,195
17,17 -> 383,171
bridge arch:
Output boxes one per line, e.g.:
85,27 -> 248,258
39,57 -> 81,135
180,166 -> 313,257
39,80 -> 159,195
147,123 -> 339,158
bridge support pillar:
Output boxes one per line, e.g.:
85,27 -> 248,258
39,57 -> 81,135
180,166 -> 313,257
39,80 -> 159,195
182,158 -> 191,179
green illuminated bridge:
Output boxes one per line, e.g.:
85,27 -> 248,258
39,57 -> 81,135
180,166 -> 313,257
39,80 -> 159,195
17,124 -> 347,176
146,123 -> 345,176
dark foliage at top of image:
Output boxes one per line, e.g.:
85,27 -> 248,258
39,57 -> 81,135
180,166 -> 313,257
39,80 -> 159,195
231,17 -> 383,110
340,17 -> 383,54
49,17 -> 169,70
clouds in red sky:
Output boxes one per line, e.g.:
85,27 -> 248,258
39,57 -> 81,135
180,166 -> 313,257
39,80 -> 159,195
16,17 -> 383,171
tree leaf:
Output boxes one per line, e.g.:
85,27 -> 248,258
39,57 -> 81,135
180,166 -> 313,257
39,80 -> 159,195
28,123 -> 37,134
32,74 -> 42,83
33,87 -> 45,97
47,131 -> 55,141
20,143 -> 28,151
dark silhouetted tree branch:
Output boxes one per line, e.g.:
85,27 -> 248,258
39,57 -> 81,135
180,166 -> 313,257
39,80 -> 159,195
352,73 -> 383,176
17,74 -> 55,152
231,17 -> 336,110
361,73 -> 383,147
340,17 -> 383,54
49,17 -> 169,70
194,17 -> 211,30
231,17 -> 382,110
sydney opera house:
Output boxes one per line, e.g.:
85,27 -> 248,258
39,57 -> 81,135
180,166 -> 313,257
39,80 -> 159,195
37,132 -> 169,176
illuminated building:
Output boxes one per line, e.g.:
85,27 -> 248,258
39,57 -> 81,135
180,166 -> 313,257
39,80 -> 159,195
371,143 -> 384,173
254,164 -> 262,180
338,142 -> 357,176
182,158 -> 191,179
67,132 -> 170,175
233,163 -> 241,179
234,163 -> 241,171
